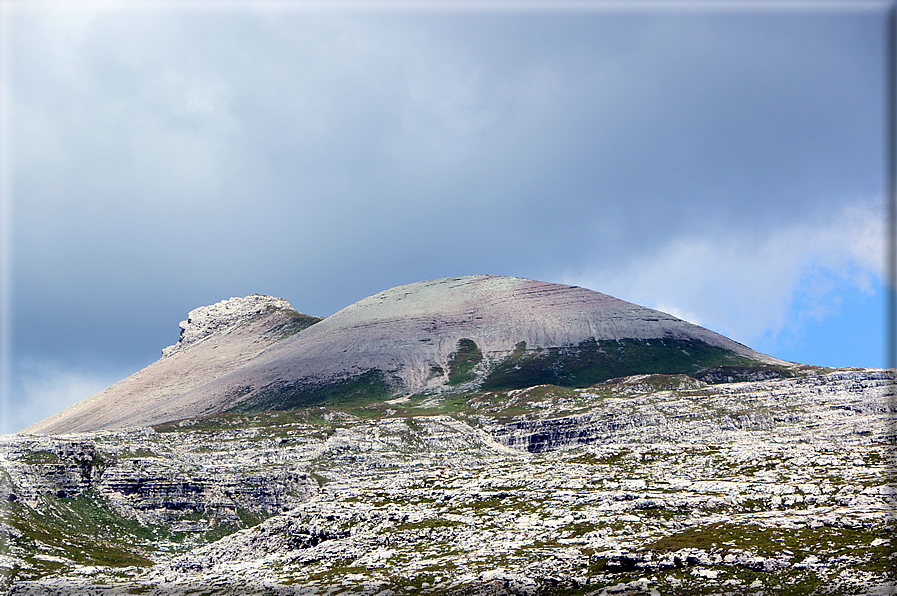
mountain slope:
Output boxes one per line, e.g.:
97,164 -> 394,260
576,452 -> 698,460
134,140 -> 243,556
24,295 -> 321,434
24,275 -> 789,434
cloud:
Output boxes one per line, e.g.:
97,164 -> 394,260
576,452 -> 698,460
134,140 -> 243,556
562,198 -> 885,350
1,360 -> 128,434
3,8 -> 886,430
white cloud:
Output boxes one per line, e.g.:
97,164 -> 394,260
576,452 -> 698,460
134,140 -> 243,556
1,361 -> 125,434
4,9 -> 884,397
563,198 -> 885,349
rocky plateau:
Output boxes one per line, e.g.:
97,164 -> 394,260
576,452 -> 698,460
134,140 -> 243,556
2,277 -> 895,595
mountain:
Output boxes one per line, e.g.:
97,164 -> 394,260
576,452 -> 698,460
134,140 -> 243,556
23,294 -> 322,434
24,275 -> 789,434
5,276 -> 894,594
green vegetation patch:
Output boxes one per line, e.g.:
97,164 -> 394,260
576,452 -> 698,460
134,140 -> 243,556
1,486 -> 264,585
284,558 -> 370,585
465,383 -> 610,422
482,338 -> 772,391
15,450 -> 60,465
264,311 -> 323,340
539,567 -> 840,596
229,369 -> 400,415
694,364 -> 794,383
538,521 -> 895,596
447,338 -> 484,385
607,373 -> 704,391
154,409 -> 313,433
394,518 -> 463,531
642,521 -> 894,572
2,489 -> 162,582
118,447 -> 158,459
566,449 -> 633,466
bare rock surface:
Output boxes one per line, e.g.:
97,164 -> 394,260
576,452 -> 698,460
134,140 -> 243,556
3,368 -> 894,595
161,294 -> 294,357
24,297 -> 317,434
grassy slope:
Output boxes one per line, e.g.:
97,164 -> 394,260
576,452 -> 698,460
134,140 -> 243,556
227,337 -> 790,416
482,338 -> 789,391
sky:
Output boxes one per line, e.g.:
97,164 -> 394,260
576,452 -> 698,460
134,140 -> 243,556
0,0 -> 893,434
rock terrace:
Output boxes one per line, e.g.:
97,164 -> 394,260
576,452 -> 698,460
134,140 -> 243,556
2,367 -> 894,595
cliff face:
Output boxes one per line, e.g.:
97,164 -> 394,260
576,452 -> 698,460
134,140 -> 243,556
3,368 -> 894,595
484,369 -> 895,452
160,294 -> 297,357
24,276 -> 789,434
1,429 -> 319,532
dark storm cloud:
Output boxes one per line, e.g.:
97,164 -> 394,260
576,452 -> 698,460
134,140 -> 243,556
2,4 -> 887,432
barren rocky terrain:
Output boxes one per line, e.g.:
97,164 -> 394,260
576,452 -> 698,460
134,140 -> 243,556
3,367 -> 894,595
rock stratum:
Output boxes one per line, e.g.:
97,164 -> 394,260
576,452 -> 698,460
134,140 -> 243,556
25,275 -> 787,434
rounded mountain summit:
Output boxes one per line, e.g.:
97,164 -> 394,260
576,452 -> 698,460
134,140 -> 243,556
26,275 -> 790,434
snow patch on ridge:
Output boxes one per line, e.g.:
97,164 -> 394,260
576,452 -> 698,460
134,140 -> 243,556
162,295 -> 294,357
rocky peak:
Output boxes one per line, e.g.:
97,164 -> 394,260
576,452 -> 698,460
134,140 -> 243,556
162,294 -> 294,357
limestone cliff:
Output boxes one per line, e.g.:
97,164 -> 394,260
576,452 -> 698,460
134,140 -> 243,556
161,294 -> 295,357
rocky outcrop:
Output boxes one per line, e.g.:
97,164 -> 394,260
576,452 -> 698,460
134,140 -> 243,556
484,369 -> 896,452
1,430 -> 319,533
0,440 -> 102,502
161,295 -> 295,357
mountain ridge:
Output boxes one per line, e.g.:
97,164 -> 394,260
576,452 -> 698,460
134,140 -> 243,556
23,275 -> 791,435
24,300 -> 321,434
